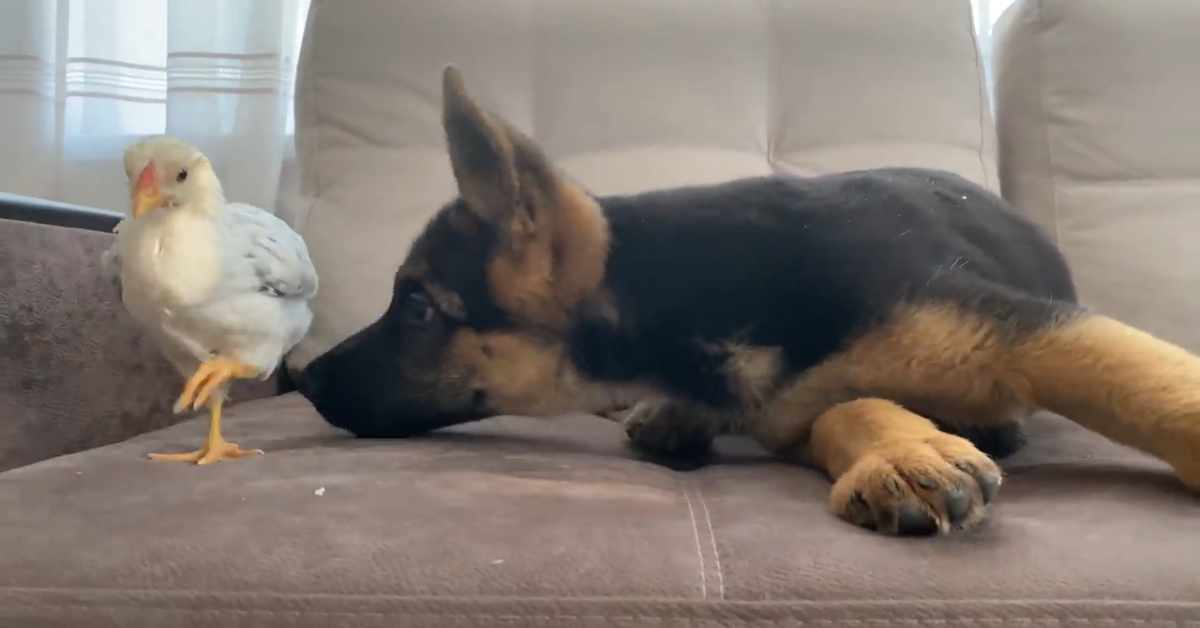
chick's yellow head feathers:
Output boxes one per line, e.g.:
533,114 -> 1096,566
122,135 -> 221,219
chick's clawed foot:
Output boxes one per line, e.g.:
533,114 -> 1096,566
150,396 -> 263,465
148,440 -> 263,465
175,357 -> 260,414
831,433 -> 1003,536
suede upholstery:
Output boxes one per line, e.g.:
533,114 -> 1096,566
1,393 -> 1197,627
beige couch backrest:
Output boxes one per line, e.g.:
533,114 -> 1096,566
282,0 -> 995,369
995,0 -> 1200,350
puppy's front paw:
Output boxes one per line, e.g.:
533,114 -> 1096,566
829,433 -> 1002,536
623,401 -> 716,460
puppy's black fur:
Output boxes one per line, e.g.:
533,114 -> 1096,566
299,66 -> 1200,536
571,171 -> 1075,404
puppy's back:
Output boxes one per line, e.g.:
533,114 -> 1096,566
590,168 -> 1075,364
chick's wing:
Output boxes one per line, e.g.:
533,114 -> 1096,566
219,203 -> 319,301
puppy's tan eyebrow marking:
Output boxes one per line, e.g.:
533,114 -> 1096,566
422,280 -> 466,320
395,259 -> 429,283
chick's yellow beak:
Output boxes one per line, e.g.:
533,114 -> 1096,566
132,163 -> 163,218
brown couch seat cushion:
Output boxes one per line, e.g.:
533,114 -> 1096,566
1,393 -> 1198,627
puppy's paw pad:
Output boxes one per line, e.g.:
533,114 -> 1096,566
830,434 -> 1002,536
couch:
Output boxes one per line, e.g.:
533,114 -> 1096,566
3,0 -> 1199,626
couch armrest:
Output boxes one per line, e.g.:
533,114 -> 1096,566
0,196 -> 285,472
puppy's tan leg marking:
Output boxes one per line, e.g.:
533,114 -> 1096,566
1014,315 -> 1200,489
808,398 -> 1002,535
749,305 -> 1027,534
753,304 -> 1031,456
748,303 -> 1200,532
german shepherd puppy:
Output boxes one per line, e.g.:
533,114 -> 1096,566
298,65 -> 1200,536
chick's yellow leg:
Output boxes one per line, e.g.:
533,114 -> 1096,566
148,397 -> 263,464
176,356 -> 260,413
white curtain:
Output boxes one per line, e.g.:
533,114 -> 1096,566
0,0 -> 310,215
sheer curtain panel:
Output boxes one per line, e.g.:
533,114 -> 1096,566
0,0 -> 309,214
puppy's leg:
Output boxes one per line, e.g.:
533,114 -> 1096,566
750,302 -> 1040,534
622,400 -> 720,458
806,398 -> 1002,535
614,340 -> 781,467
611,400 -> 733,472
1013,314 -> 1200,488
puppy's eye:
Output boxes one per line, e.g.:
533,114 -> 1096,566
176,168 -> 188,183
400,292 -> 436,327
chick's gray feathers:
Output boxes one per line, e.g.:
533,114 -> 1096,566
102,206 -> 318,304
221,203 -> 318,300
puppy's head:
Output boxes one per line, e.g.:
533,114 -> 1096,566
298,65 -> 611,437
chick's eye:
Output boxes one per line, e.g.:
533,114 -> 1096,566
176,168 -> 188,183
400,292 -> 436,327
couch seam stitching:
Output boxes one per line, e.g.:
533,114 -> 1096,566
682,486 -> 709,600
695,486 -> 725,601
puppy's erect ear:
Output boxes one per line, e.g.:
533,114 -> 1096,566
439,65 -> 610,328
442,66 -> 522,223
